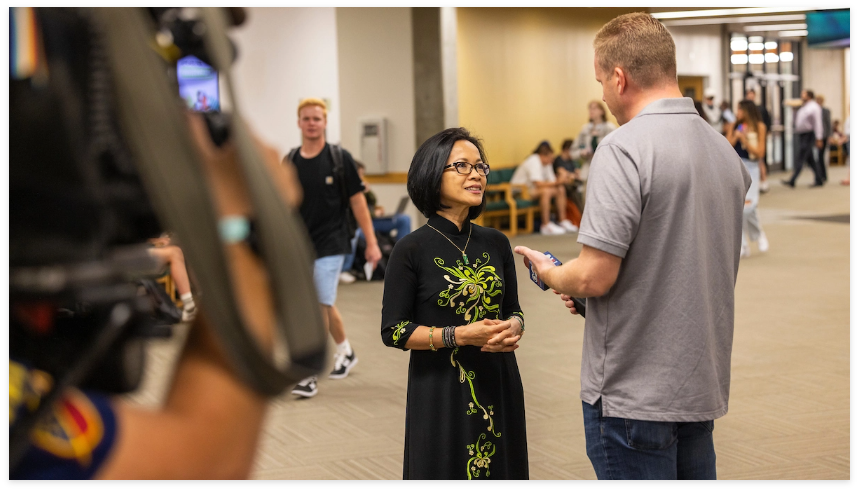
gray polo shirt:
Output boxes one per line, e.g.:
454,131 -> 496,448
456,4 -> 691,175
577,97 -> 751,422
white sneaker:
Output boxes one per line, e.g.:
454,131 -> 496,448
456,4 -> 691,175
291,376 -> 318,398
758,233 -> 769,253
760,180 -> 770,193
740,242 -> 751,258
329,350 -> 358,379
559,219 -> 579,233
339,272 -> 356,284
540,222 -> 565,235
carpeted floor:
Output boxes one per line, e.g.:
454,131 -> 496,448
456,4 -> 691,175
128,166 -> 850,480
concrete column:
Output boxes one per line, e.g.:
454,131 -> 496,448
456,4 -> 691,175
411,7 -> 445,148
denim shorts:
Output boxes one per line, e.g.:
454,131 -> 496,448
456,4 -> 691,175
314,254 -> 346,306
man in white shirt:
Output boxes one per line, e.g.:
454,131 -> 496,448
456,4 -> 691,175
511,141 -> 579,235
783,89 -> 825,187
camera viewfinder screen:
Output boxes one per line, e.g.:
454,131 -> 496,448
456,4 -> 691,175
177,55 -> 220,112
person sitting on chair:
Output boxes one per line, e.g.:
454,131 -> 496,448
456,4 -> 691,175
511,141 -> 578,235
147,234 -> 197,322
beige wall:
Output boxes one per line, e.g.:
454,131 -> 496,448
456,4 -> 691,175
231,8 -> 341,158
803,43 -> 848,125
336,7 -> 420,226
456,7 -> 637,167
336,7 -> 416,174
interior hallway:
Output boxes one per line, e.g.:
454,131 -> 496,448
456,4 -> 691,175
128,166 -> 850,480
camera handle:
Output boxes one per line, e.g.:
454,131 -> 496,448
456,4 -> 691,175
96,7 -> 328,396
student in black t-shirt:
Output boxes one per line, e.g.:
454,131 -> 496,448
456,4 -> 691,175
288,98 -> 381,398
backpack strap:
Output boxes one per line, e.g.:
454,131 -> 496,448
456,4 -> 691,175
285,147 -> 299,166
330,144 -> 350,208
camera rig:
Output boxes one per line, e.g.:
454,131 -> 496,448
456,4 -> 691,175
10,7 -> 327,470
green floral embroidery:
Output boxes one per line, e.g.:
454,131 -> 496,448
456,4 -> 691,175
451,349 -> 501,437
391,320 -> 409,346
435,252 -> 506,479
435,253 -> 503,323
466,433 -> 496,479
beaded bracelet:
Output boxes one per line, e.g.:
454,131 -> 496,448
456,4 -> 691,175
443,325 -> 458,349
428,326 -> 437,351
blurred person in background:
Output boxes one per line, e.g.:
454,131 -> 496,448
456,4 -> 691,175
147,234 -> 197,322
571,100 -> 617,165
782,89 -> 825,188
745,88 -> 771,193
340,161 -> 411,283
719,100 -> 736,135
694,100 -> 707,120
702,88 -> 723,133
511,141 -> 579,235
516,12 -> 749,480
816,94 -> 832,183
287,98 -> 381,397
836,116 -> 850,185
727,100 -> 769,257
553,138 -> 585,225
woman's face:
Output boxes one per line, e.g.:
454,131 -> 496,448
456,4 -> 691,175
588,103 -> 604,122
538,151 -> 554,165
736,106 -> 746,121
439,140 -> 485,212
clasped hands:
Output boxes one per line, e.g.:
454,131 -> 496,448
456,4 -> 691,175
466,318 -> 522,353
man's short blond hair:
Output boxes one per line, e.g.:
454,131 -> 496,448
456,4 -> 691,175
594,12 -> 677,89
297,97 -> 327,118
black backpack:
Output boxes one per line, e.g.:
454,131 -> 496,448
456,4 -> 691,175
287,144 -> 357,238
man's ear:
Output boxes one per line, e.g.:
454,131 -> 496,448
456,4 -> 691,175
614,67 -> 627,95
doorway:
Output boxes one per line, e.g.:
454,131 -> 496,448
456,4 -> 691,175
678,75 -> 705,101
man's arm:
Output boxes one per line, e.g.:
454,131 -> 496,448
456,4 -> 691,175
349,192 -> 382,268
514,244 -> 622,298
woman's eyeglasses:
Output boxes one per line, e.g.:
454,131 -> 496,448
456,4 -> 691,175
444,162 -> 491,176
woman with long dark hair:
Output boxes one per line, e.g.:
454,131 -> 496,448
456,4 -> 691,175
381,127 -> 528,480
727,100 -> 769,257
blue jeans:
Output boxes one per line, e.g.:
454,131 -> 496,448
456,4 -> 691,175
582,399 -> 717,480
342,214 -> 411,272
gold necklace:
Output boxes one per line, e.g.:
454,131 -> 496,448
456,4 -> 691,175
427,222 -> 472,264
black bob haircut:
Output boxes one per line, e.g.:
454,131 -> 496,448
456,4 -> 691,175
407,127 -> 487,221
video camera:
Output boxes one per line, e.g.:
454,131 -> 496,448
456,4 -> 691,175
10,7 -> 327,470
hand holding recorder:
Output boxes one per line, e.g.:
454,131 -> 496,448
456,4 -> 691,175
514,246 -> 586,317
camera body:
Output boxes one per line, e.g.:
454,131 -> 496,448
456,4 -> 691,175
10,7 -> 237,398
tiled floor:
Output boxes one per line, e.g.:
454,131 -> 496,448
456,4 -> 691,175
128,166 -> 850,480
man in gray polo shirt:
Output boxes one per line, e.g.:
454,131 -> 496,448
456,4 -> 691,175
515,12 -> 750,479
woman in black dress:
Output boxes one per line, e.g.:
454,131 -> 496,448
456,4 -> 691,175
381,127 -> 528,480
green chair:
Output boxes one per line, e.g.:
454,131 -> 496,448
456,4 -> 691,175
474,166 -> 539,236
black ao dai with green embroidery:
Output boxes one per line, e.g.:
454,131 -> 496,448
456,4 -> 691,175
381,214 -> 528,480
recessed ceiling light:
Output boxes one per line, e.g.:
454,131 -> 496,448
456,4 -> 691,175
779,30 -> 808,37
651,7 -> 811,20
744,23 -> 807,32
661,14 -> 807,27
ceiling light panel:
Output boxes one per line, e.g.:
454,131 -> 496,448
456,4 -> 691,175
652,7 -> 811,20
744,23 -> 808,32
661,14 -> 807,27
